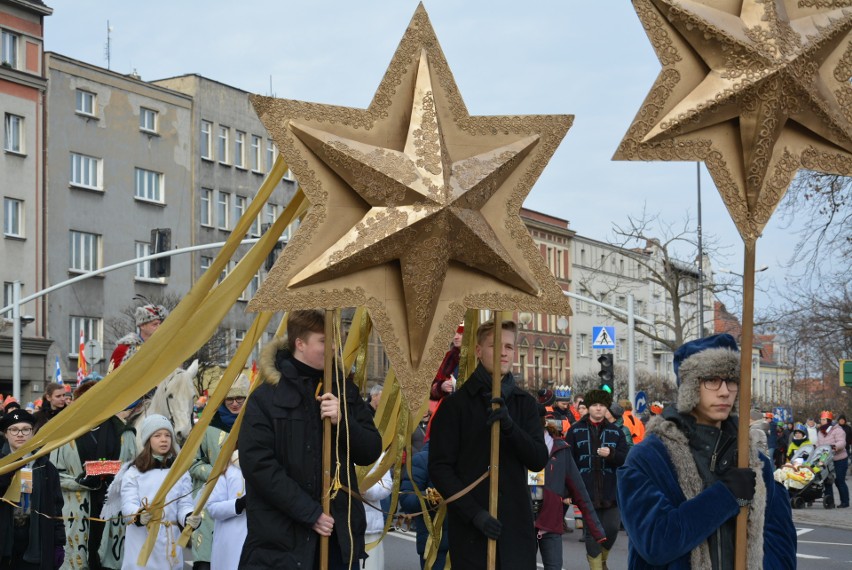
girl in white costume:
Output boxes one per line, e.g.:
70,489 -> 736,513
207,451 -> 248,570
118,414 -> 198,570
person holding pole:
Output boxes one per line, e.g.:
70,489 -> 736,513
616,334 -> 796,569
429,319 -> 547,569
238,310 -> 382,569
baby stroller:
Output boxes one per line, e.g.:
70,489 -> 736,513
785,444 -> 836,509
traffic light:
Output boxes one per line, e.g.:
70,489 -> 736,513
598,353 -> 614,394
841,359 -> 852,387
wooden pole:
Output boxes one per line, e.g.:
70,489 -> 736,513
487,311 -> 503,569
320,309 -> 334,570
734,243 -> 756,570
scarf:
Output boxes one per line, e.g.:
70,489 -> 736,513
216,404 -> 238,429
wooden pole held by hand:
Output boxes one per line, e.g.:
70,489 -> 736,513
320,309 -> 334,570
487,311 -> 503,570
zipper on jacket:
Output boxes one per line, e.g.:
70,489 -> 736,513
710,430 -> 723,472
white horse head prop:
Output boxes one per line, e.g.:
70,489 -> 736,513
131,359 -> 198,447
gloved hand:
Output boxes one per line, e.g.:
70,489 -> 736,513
54,545 -> 65,569
185,514 -> 202,529
485,398 -> 513,433
720,468 -> 756,504
135,510 -> 152,526
472,510 -> 502,539
235,495 -> 247,515
75,473 -> 102,490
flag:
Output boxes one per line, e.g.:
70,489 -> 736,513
77,329 -> 88,387
250,360 -> 258,387
54,356 -> 63,384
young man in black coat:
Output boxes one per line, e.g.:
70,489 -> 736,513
429,319 -> 548,570
238,310 -> 382,570
0,409 -> 66,570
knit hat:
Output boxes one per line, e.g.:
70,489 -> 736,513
0,409 -> 36,431
609,403 -> 624,419
135,304 -> 168,327
554,385 -> 572,403
537,389 -> 555,407
749,409 -> 764,423
584,389 -> 613,409
227,374 -> 250,399
672,333 -> 739,413
139,414 -> 175,445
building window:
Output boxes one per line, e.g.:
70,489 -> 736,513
249,211 -> 260,237
3,197 -> 23,237
1,30 -> 18,68
218,126 -> 229,163
266,139 -> 275,170
135,241 -> 152,279
264,203 -> 277,226
69,316 -> 101,356
637,340 -> 645,362
617,338 -> 626,360
200,255 -> 212,274
235,131 -> 245,168
3,281 -> 17,307
4,114 -> 23,153
578,333 -> 588,357
217,191 -> 230,230
201,120 -> 212,159
140,107 -> 158,133
75,90 -> 96,116
234,195 -> 247,227
70,153 -> 102,190
134,168 -> 164,203
250,135 -> 262,171
69,230 -> 101,272
200,188 -> 213,226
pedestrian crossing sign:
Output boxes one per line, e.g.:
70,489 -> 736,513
592,326 -> 616,349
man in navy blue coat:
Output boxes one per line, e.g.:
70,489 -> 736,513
617,334 -> 797,569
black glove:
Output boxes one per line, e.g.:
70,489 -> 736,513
235,495 -> 247,515
720,468 -> 756,504
472,510 -> 502,539
485,398 -> 513,433
75,473 -> 102,490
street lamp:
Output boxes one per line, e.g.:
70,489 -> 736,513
718,265 -> 769,277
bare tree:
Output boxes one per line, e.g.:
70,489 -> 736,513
578,209 -> 740,353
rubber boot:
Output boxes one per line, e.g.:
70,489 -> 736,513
586,554 -> 604,570
601,547 -> 610,570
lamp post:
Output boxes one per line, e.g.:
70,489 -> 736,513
696,163 -> 704,338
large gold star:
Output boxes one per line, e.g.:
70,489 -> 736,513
615,0 -> 852,242
248,5 -> 572,409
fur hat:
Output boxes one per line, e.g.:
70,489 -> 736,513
0,409 -> 36,431
139,414 -> 175,445
584,389 -> 613,409
135,304 -> 168,327
227,374 -> 250,399
537,389 -> 555,407
673,334 -> 739,413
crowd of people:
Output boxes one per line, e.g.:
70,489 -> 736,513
0,307 -> 849,569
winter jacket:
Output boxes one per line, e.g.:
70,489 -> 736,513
623,410 -> 646,444
238,339 -> 382,569
120,465 -> 194,570
429,364 -> 547,570
0,453 -> 65,570
564,416 -> 629,508
363,453 -> 392,536
817,423 -> 849,461
399,443 -> 449,559
617,413 -> 797,569
535,437 -> 605,540
207,464 -> 247,570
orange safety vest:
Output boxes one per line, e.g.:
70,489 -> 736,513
623,411 -> 645,444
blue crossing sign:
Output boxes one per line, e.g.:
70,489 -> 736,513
592,326 -> 616,349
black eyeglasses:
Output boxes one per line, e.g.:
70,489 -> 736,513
700,377 -> 739,392
225,397 -> 246,404
6,427 -> 33,436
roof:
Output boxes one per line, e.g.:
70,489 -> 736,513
3,0 -> 53,15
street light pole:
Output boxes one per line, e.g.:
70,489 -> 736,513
12,281 -> 22,401
697,162 -> 705,338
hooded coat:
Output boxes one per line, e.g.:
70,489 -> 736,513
238,338 -> 382,569
617,412 -> 797,569
428,364 -> 548,570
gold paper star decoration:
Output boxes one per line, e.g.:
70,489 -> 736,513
248,4 -> 572,411
615,0 -> 852,243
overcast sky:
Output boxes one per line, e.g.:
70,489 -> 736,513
43,0 -> 804,311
